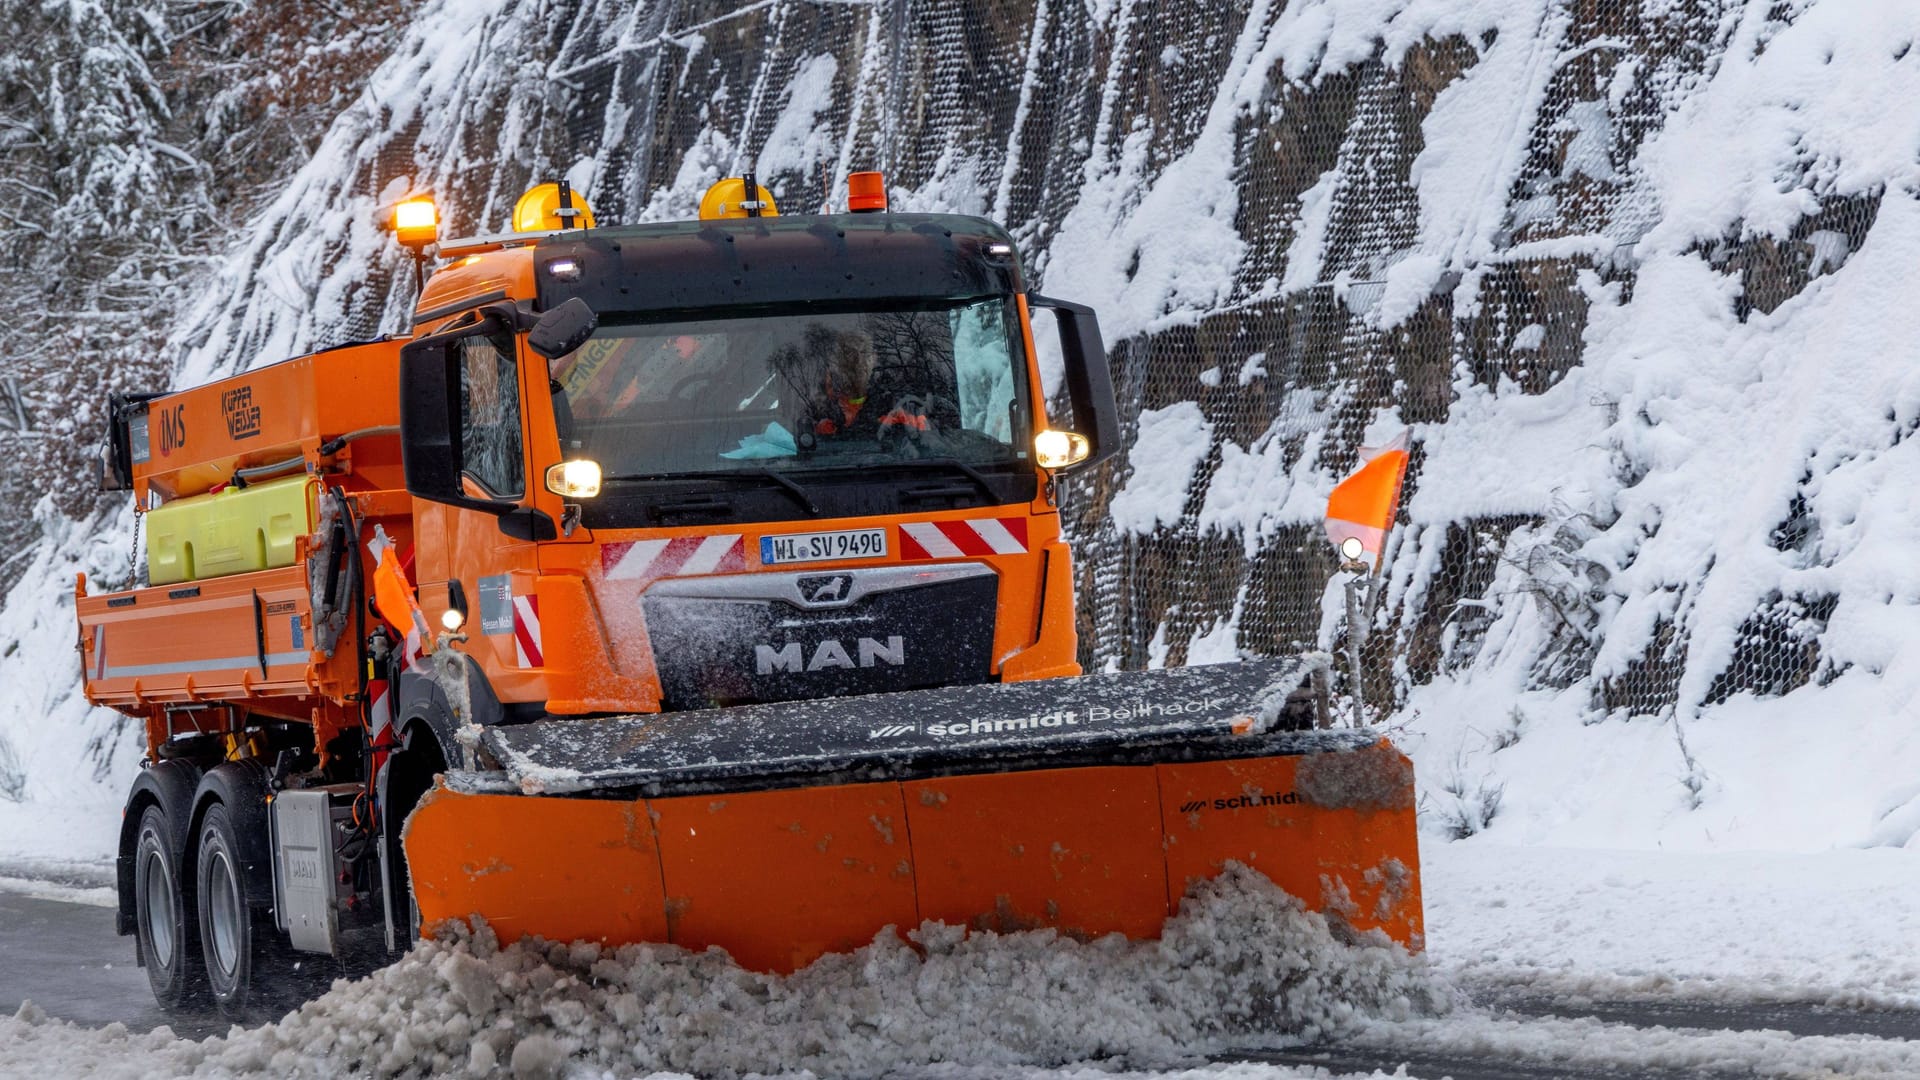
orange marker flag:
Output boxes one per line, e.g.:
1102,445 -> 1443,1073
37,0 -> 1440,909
368,525 -> 432,652
1324,429 -> 1410,569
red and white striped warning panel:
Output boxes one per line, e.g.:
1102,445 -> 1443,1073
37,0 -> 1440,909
899,518 -> 1029,560
602,535 -> 747,582
513,594 -> 544,669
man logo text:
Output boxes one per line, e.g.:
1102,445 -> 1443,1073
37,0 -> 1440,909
756,636 -> 905,674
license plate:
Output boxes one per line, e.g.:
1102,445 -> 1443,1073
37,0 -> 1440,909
760,528 -> 889,565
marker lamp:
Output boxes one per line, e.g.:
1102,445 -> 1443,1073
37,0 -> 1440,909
1033,429 -> 1091,470
545,459 -> 603,499
391,198 -> 439,248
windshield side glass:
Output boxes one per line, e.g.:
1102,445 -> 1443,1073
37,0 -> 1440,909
548,297 -> 1032,478
457,330 -> 525,498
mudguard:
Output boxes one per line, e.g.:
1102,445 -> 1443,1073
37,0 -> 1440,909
191,760 -> 277,911
116,758 -> 203,936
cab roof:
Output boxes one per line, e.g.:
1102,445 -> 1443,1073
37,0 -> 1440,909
530,212 -> 1026,317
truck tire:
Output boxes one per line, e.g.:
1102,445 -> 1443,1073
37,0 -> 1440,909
196,802 -> 282,1020
133,803 -> 207,1011
380,720 -> 447,948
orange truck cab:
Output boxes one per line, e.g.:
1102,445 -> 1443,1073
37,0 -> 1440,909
394,204 -> 1117,732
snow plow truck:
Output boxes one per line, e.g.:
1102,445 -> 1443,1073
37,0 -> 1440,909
75,172 -> 1422,1018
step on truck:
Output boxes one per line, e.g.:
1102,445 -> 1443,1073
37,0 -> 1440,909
76,171 -> 1422,1017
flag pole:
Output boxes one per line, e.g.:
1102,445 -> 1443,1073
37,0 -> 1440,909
1344,570 -> 1370,728
1322,429 -> 1411,728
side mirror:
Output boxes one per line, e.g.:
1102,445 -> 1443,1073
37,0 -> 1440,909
399,328 -> 518,515
1028,294 -> 1120,473
527,298 -> 597,360
497,507 -> 559,541
101,393 -> 157,493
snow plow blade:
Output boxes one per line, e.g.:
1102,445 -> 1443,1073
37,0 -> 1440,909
404,657 -> 1422,972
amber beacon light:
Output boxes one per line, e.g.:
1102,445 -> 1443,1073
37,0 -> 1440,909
514,182 -> 597,233
847,171 -> 888,213
391,198 -> 440,249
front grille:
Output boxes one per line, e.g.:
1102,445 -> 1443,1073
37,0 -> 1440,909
641,564 -> 999,710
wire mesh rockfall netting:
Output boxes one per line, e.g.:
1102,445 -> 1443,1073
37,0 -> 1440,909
155,0 -> 1897,735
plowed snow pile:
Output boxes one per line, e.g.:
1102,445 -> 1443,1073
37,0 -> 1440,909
0,867 -> 1441,1078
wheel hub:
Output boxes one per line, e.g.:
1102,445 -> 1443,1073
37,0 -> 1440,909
207,849 -> 241,977
141,849 -> 174,963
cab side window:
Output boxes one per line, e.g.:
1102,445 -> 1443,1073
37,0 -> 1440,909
458,332 -> 525,498
949,299 -> 1020,443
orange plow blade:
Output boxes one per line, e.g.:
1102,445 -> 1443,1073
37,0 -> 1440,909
405,659 -> 1422,973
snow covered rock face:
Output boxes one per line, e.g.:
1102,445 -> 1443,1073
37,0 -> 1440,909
0,867 -> 1442,1078
7,0 -> 1920,855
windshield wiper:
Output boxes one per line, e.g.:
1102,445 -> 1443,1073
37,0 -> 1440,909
604,468 -> 823,517
726,468 -> 823,516
898,457 -> 1000,501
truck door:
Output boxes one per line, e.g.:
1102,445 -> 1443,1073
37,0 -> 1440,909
403,320 -> 545,698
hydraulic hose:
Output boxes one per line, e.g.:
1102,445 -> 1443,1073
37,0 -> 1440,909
230,425 -> 403,486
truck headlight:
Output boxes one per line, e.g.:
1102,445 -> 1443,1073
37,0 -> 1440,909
1033,429 -> 1090,470
545,459 -> 603,498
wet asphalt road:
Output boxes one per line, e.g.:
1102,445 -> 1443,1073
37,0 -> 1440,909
0,889 -> 231,1039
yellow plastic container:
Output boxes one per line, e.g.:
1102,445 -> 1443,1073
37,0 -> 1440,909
147,474 -> 317,586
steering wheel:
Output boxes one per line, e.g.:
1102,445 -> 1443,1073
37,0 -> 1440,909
666,373 -> 713,401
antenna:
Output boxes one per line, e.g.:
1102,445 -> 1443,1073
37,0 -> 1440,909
556,179 -> 583,229
741,164 -> 762,218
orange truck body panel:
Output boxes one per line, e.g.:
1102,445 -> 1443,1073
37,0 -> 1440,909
133,342 -> 407,502
77,564 -> 341,705
79,342 -> 411,747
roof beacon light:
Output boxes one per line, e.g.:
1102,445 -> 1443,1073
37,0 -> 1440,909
514,182 -> 597,233
848,171 -> 888,213
391,197 -> 440,249
699,176 -> 781,221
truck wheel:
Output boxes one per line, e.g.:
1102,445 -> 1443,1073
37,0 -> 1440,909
382,722 -> 447,948
133,803 -> 207,1011
196,801 -> 280,1020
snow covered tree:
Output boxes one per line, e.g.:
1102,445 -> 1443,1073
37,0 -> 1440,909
0,0 -> 412,591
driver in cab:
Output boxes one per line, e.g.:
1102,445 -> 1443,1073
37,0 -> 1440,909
786,325 -> 930,440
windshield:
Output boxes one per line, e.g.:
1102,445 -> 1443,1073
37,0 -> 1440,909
548,297 -> 1032,478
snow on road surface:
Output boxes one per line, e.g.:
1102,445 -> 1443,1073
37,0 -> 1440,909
1428,844 -> 1920,1009
5,845 -> 1918,1078
0,866 -> 1441,1079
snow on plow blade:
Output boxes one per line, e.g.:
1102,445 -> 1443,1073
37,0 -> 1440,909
405,657 -> 1422,972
